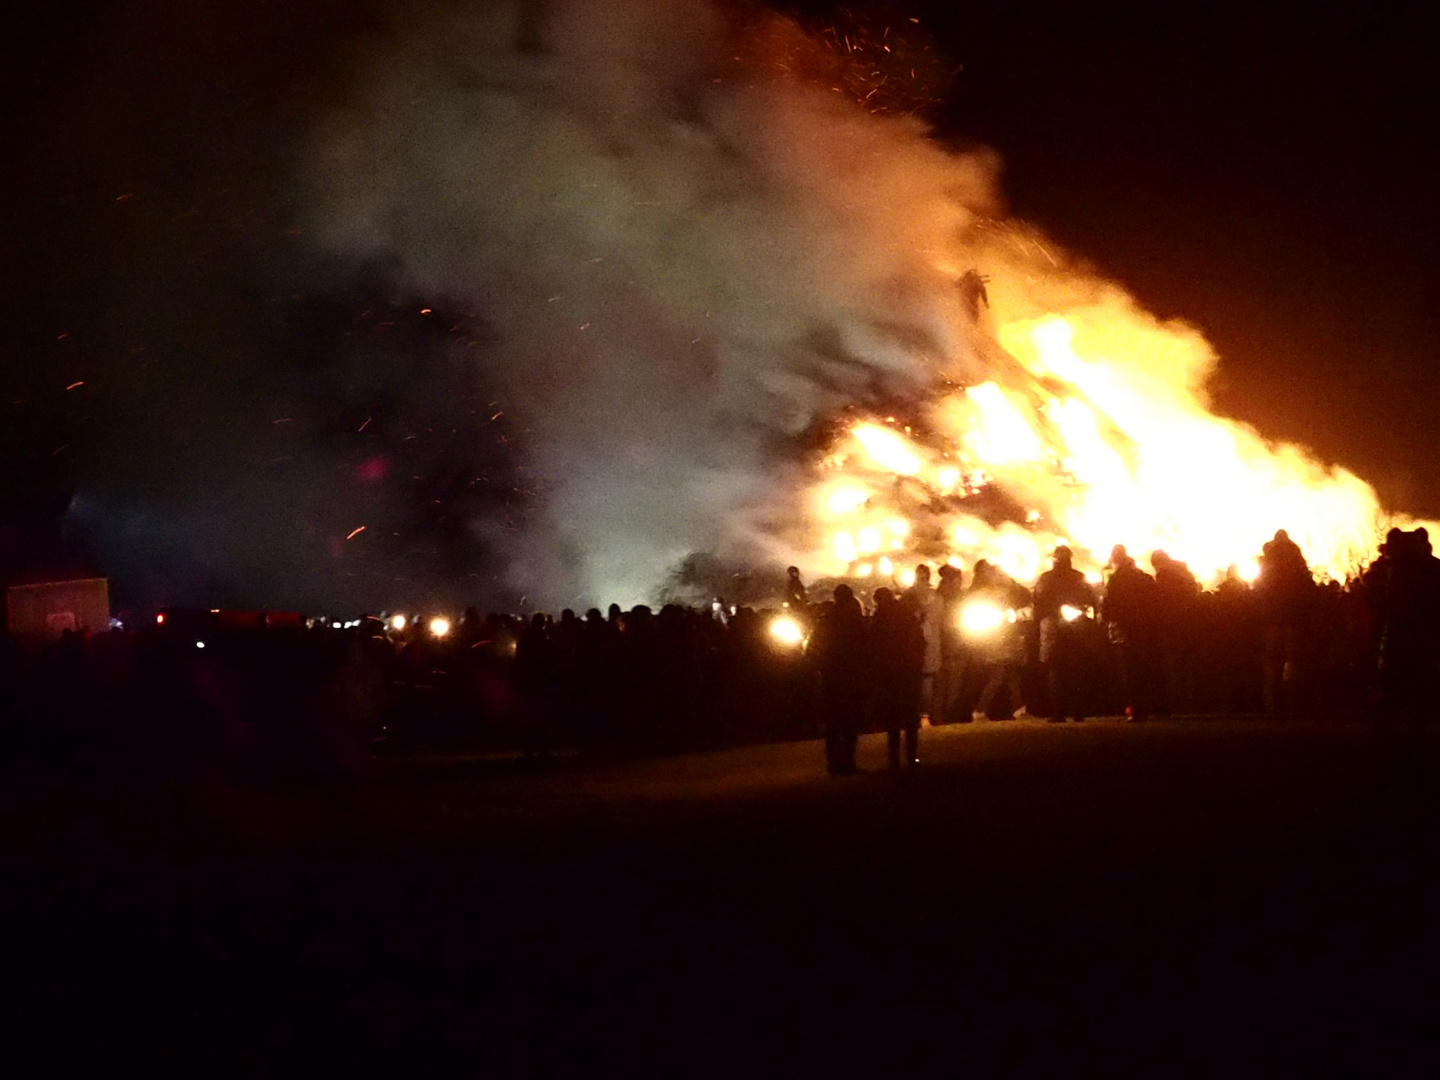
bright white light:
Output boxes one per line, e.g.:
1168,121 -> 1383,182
826,486 -> 869,515
195,641 -> 205,649
429,617 -> 451,638
1060,604 -> 1085,622
390,614 -> 407,631
898,568 -> 917,588
1239,558 -> 1261,583
768,615 -> 805,649
960,601 -> 1005,638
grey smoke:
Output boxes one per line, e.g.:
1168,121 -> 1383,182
308,0 -> 1000,606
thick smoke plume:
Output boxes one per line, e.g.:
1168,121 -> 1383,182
308,0 -> 1000,606
310,0 -> 1394,605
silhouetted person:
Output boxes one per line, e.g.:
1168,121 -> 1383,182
1372,529 -> 1440,734
460,605 -> 483,647
959,268 -> 990,321
1256,529 -> 1314,715
933,563 -> 967,724
967,560 -> 1033,721
1212,565 -> 1259,713
1151,550 -> 1201,716
871,588 -> 924,768
904,565 -> 943,721
1034,546 -> 1098,722
1103,545 -> 1158,721
809,584 -> 868,774
515,613 -> 556,757
784,566 -> 808,610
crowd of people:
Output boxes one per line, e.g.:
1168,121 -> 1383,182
803,526 -> 1440,773
3,527 -> 1437,780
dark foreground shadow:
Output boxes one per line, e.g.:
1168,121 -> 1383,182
3,719 -> 1438,1075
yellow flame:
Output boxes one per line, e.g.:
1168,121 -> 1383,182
963,382 -> 1045,465
852,424 -> 922,476
800,290 -> 1396,586
826,485 -> 870,515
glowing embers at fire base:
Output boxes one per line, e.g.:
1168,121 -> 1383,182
810,309 -> 1387,584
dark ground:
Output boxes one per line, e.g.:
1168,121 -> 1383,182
4,718 -> 1440,1075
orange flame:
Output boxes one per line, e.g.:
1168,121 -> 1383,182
807,276 -> 1406,585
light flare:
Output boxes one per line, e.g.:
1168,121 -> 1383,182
959,600 -> 1006,638
768,614 -> 806,649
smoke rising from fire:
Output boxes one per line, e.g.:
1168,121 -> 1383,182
308,0 -> 1395,604
308,0 -> 1002,604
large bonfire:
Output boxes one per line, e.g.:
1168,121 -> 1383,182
803,238 -> 1393,589
309,0 -> 1425,606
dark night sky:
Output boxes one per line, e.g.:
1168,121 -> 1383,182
3,0 -> 1439,607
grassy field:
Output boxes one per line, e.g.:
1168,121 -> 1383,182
3,717 -> 1438,1074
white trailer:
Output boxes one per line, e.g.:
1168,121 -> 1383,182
6,578 -> 111,638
